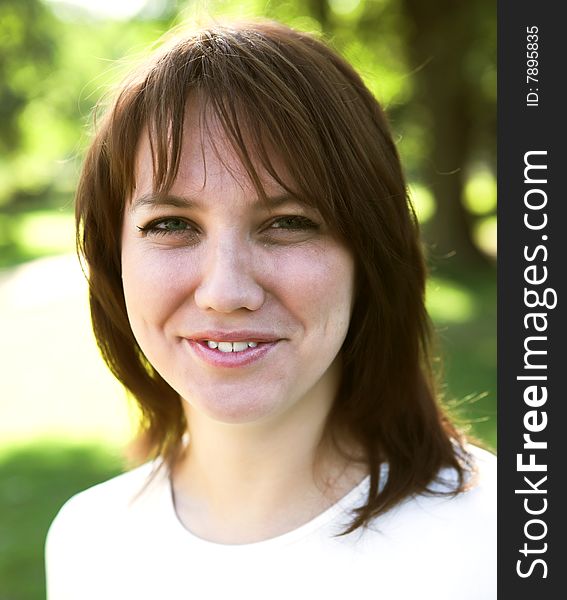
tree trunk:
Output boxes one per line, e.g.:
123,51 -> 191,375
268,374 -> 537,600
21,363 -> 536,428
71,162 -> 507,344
400,0 -> 489,267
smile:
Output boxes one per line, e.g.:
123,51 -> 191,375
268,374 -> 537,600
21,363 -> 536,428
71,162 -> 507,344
206,340 -> 259,352
186,338 -> 278,369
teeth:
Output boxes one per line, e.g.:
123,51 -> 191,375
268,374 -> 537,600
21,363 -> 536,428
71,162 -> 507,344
206,340 -> 259,352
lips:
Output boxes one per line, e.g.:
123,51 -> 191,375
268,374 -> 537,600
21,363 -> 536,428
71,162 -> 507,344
183,330 -> 282,368
190,330 -> 279,342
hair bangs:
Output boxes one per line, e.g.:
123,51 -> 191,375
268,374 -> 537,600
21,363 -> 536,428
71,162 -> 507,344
134,26 -> 348,236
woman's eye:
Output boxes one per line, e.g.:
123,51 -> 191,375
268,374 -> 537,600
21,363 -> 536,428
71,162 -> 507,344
269,215 -> 318,231
137,218 -> 197,240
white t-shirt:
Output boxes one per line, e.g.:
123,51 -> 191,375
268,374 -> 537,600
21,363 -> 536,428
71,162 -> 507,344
45,445 -> 496,600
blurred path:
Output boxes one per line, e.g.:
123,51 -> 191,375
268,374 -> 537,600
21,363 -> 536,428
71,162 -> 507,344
0,255 -> 133,450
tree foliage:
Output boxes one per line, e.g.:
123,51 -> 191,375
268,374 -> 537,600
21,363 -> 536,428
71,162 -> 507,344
0,0 -> 58,152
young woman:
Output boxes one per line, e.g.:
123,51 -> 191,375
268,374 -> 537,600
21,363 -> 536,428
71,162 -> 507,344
46,20 -> 496,599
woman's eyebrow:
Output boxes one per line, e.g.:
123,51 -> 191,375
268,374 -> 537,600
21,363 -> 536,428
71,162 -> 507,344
129,192 -> 311,212
129,193 -> 197,212
256,193 -> 313,211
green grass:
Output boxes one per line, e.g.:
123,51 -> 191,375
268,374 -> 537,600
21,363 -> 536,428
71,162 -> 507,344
0,441 -> 123,599
428,269 -> 497,450
0,254 -> 135,447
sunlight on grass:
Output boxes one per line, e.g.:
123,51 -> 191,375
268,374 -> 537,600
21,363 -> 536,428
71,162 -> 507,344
0,255 -> 136,450
14,211 -> 75,256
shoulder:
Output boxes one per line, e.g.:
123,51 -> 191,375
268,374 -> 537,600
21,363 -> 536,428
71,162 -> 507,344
414,443 -> 496,521
466,443 -> 497,493
350,445 -> 496,598
45,460 -> 170,597
463,442 -> 497,478
455,443 -> 497,512
340,444 -> 496,546
47,461 -> 160,534
444,442 -> 496,495
45,461 -> 166,592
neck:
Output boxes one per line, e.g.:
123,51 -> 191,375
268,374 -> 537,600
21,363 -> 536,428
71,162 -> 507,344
170,369 -> 365,543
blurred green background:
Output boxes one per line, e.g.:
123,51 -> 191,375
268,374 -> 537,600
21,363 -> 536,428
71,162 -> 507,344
0,0 -> 496,597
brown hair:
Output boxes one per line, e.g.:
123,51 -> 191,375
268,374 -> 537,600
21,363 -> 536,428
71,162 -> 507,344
76,19 -> 471,533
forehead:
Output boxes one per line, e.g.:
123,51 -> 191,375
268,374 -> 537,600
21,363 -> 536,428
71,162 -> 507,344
133,104 -> 292,201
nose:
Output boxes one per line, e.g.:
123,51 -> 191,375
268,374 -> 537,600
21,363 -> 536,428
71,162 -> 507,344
194,235 -> 265,313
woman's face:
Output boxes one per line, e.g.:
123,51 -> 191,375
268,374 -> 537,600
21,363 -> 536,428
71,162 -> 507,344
121,109 -> 355,427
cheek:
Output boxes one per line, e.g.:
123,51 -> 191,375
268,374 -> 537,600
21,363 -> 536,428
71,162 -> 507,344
267,245 -> 354,333
121,245 -> 199,330
317,261 -> 355,337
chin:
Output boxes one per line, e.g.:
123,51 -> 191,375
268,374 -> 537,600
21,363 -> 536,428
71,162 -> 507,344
182,390 -> 282,425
